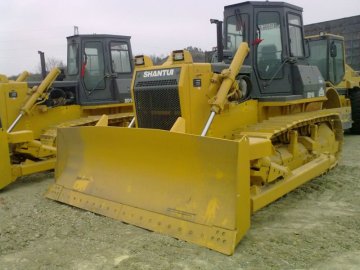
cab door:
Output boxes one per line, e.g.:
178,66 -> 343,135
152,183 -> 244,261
254,9 -> 292,95
80,39 -> 113,104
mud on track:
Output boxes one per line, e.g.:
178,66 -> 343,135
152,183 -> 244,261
0,135 -> 359,269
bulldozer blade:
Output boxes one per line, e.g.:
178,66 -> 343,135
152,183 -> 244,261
0,129 -> 13,189
46,127 -> 251,255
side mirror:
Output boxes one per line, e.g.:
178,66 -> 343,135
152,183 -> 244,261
330,42 -> 337,58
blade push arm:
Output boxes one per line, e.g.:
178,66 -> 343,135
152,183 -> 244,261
201,42 -> 249,136
7,68 -> 60,132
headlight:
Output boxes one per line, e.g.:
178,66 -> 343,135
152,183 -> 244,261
173,50 -> 185,61
135,56 -> 145,66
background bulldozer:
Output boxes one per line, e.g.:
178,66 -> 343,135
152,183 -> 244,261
306,33 -> 360,133
0,34 -> 134,190
47,2 -> 350,255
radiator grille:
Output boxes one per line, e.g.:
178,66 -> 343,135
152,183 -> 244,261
136,79 -> 177,87
134,84 -> 181,130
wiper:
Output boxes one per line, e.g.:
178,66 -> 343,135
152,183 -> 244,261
263,57 -> 296,88
235,9 -> 245,40
87,73 -> 116,96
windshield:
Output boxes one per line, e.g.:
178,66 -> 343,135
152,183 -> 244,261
226,13 -> 248,52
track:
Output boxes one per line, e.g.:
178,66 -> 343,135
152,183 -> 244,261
238,108 -> 343,141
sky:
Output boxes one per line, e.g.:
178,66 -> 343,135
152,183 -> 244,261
0,0 -> 359,76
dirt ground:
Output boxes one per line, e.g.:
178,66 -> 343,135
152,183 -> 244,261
0,135 -> 359,270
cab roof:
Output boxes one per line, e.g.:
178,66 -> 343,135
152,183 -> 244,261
225,1 -> 302,12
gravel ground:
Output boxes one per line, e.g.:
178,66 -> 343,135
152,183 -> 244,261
0,135 -> 359,270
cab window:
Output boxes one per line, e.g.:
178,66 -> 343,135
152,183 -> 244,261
67,43 -> 79,75
226,14 -> 248,52
288,13 -> 304,57
110,42 -> 131,73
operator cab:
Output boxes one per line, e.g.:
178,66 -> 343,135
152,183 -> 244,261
216,1 -> 325,100
306,33 -> 345,86
66,34 -> 134,105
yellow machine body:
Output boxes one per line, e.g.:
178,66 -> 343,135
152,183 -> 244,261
47,43 -> 344,254
0,71 -> 132,190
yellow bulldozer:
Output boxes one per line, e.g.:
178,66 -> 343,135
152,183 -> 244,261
47,2 -> 353,255
0,34 -> 134,190
306,33 -> 360,133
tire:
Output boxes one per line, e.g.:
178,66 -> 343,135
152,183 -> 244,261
350,88 -> 360,134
